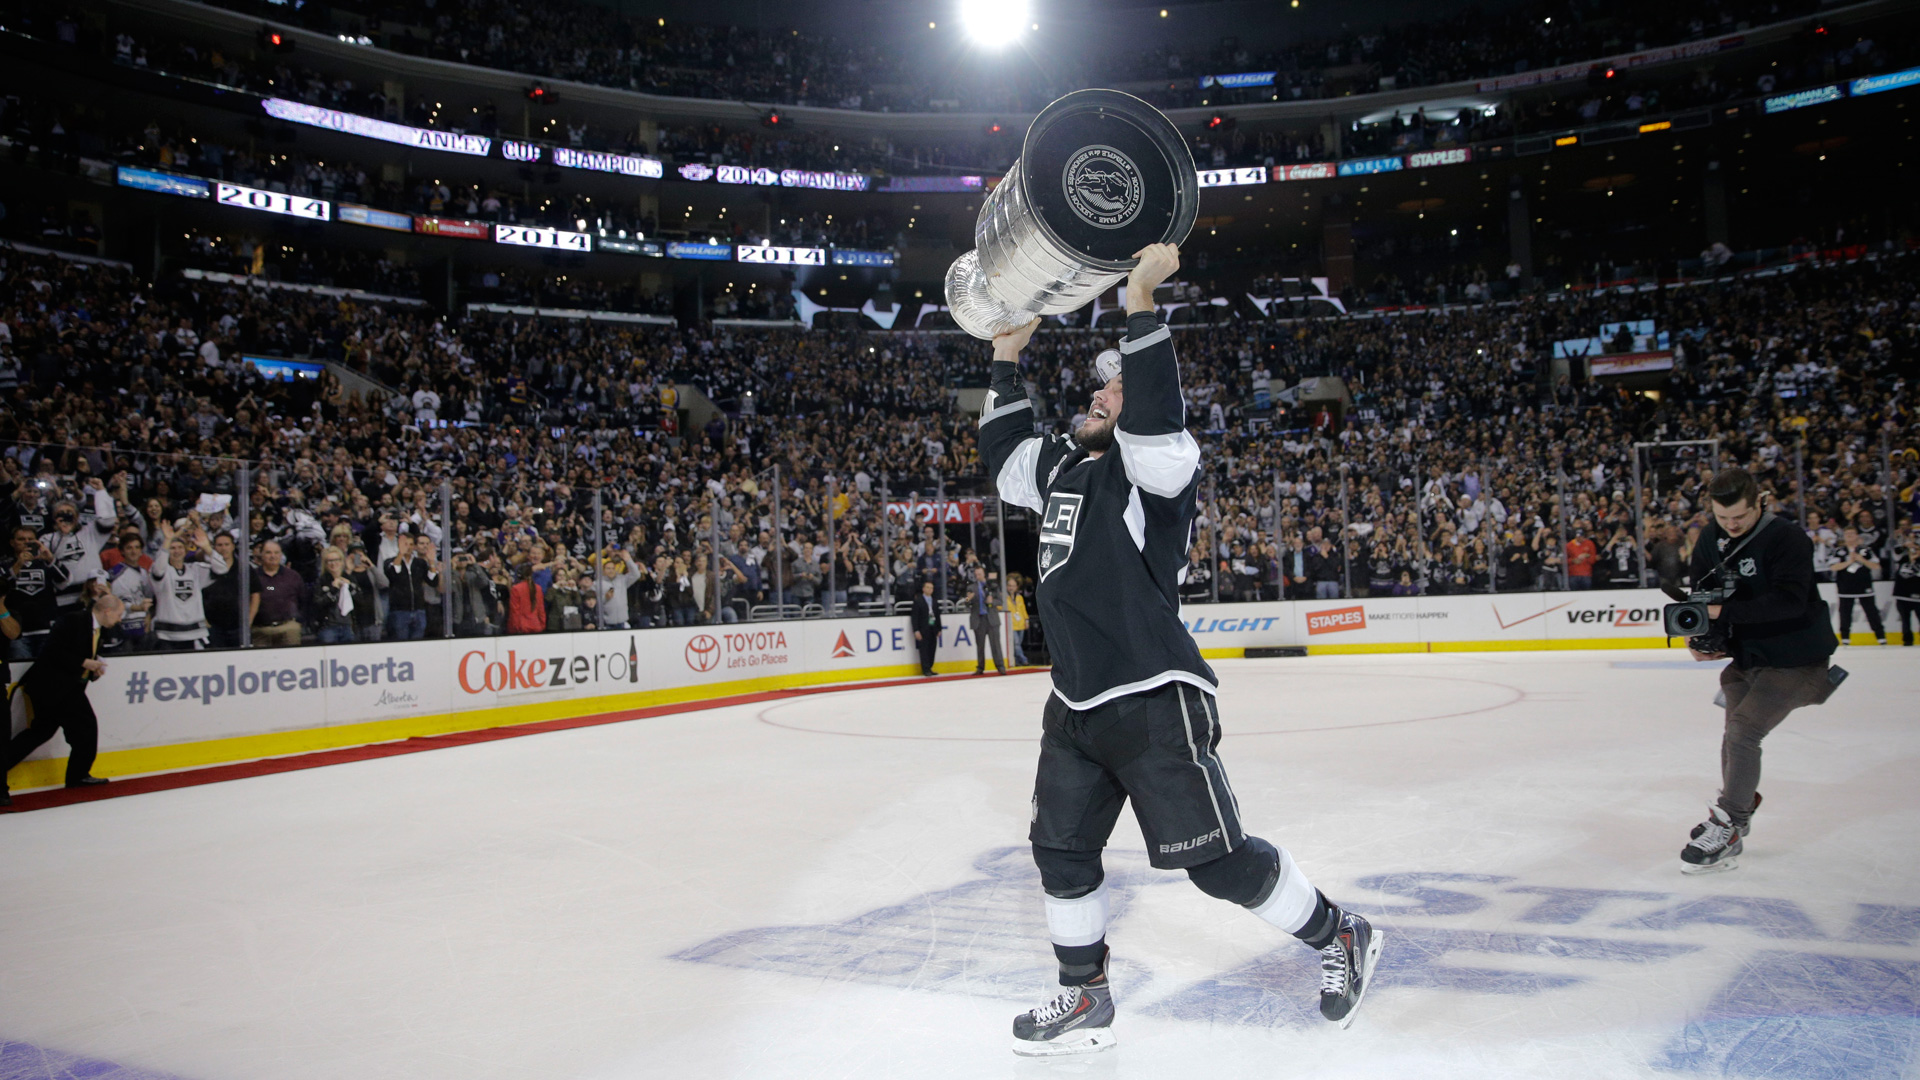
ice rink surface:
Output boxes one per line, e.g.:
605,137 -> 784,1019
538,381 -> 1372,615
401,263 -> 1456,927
2,648 -> 1917,1080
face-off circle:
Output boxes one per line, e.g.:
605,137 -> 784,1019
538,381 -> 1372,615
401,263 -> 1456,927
1061,145 -> 1145,230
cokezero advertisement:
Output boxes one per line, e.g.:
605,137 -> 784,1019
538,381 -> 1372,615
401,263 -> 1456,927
8,617 -> 1006,774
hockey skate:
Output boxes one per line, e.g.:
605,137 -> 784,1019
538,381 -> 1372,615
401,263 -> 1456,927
1011,956 -> 1115,1056
1319,911 -> 1384,1029
1692,792 -> 1760,841
1681,805 -> 1743,874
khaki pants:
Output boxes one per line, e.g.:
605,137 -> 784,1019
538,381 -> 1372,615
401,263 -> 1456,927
253,621 -> 303,648
1717,662 -> 1832,824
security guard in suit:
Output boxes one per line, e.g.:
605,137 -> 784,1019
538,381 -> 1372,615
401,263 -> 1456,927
3,592 -> 122,805
910,579 -> 943,677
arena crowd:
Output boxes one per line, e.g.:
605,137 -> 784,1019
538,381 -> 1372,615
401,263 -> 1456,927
0,243 -> 1915,658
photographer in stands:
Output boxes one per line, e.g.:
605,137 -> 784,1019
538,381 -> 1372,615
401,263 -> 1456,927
1678,468 -> 1838,874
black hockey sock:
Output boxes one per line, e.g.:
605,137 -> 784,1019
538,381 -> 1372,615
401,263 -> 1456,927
1054,940 -> 1108,986
1292,890 -> 1339,951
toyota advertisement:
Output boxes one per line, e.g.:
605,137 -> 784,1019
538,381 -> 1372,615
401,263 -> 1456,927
8,617 -> 1005,774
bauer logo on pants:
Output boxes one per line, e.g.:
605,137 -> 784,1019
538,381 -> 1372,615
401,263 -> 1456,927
1038,492 -> 1084,582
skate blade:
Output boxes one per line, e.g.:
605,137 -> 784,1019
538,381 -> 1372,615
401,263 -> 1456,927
1680,856 -> 1738,875
1011,1029 -> 1116,1057
1339,931 -> 1386,1031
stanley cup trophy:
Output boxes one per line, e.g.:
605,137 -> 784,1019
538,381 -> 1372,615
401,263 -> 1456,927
945,89 -> 1199,340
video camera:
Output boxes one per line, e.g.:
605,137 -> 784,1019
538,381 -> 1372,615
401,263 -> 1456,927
1662,572 -> 1735,655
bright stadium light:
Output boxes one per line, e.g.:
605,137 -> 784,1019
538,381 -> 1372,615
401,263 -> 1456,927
960,0 -> 1029,47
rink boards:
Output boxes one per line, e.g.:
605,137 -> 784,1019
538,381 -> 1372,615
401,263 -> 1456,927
3,615 -> 1009,790
1181,584 -> 1899,656
6,584 -> 1898,789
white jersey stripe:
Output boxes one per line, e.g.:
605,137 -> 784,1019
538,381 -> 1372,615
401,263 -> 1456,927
977,394 -> 1033,428
1202,692 -> 1243,825
1177,684 -> 1234,854
1119,325 -> 1171,353
1112,428 -> 1199,499
994,435 -> 1046,512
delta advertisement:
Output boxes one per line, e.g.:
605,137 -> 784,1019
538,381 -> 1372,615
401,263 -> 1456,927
7,616 -> 1008,777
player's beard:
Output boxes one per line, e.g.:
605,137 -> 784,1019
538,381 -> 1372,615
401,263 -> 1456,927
1074,415 -> 1115,453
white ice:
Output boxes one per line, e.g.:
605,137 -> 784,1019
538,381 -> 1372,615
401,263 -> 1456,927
2,649 -> 1917,1080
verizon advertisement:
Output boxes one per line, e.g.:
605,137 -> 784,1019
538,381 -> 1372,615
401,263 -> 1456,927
1181,584 -> 1889,650
7,616 -> 1005,774
1182,588 -> 1694,649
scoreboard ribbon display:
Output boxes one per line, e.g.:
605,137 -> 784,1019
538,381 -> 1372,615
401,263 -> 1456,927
494,225 -> 592,251
216,182 -> 330,222
736,246 -> 826,265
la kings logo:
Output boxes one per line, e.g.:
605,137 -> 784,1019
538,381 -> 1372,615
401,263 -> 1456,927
1037,492 -> 1084,583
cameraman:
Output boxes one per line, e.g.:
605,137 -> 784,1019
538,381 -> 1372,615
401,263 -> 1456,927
1680,468 -> 1837,874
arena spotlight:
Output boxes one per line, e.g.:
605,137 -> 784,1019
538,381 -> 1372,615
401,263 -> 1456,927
959,0 -> 1029,47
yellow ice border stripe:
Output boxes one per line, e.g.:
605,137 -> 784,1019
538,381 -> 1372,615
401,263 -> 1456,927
5,658 -> 978,792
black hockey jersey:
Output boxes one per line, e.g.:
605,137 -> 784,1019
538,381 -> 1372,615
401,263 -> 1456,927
1688,515 -> 1835,669
980,312 -> 1216,708
1829,545 -> 1878,597
1890,545 -> 1920,598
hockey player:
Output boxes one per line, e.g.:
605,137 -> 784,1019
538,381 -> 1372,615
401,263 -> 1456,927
978,244 -> 1381,1056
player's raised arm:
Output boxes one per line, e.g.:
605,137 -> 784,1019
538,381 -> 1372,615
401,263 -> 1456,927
979,317 -> 1047,512
1114,243 -> 1199,499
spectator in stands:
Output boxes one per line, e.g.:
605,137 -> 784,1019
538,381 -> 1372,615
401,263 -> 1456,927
1600,524 -> 1641,588
546,571 -> 587,632
382,529 -> 438,641
42,481 -> 120,610
505,563 -> 546,635
342,545 -> 386,642
1566,527 -> 1597,591
1308,530 -> 1341,599
1179,546 -> 1213,605
5,526 -> 57,660
445,552 -> 500,638
1005,573 -> 1032,666
668,556 -> 699,626
203,532 -> 244,649
250,539 -> 308,648
149,524 -> 224,651
311,546 -> 363,645
105,533 -> 154,652
1501,529 -> 1537,593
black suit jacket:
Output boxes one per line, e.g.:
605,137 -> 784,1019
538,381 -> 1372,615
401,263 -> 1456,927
909,593 -> 942,634
19,609 -> 99,704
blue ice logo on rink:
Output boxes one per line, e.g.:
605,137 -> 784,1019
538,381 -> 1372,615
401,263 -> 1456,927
673,859 -> 1920,1079
672,847 -> 1159,997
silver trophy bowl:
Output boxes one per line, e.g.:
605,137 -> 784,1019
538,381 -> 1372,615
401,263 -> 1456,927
945,88 -> 1198,340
